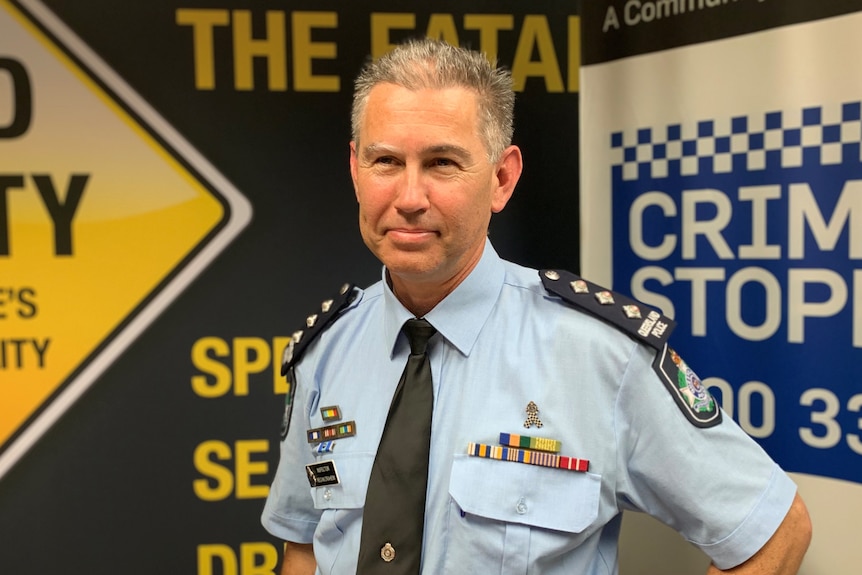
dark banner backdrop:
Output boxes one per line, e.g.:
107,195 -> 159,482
581,0 -> 862,65
0,1 -> 580,572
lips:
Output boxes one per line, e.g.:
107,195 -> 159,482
386,228 -> 438,245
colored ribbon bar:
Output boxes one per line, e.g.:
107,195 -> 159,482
499,432 -> 562,453
307,421 -> 356,443
467,442 -> 589,472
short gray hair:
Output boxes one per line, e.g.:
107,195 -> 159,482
351,38 -> 515,162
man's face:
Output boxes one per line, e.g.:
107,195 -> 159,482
350,83 -> 517,291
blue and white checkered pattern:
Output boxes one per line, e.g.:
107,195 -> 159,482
611,102 -> 862,180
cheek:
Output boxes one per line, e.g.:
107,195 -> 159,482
356,191 -> 387,228
458,190 -> 494,228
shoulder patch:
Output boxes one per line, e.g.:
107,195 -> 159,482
653,346 -> 722,428
279,282 -> 357,440
539,269 -> 675,350
280,282 -> 357,376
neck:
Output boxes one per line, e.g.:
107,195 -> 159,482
390,279 -> 453,318
388,262 -> 476,317
387,240 -> 486,317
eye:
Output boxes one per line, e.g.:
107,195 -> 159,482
369,155 -> 402,170
429,157 -> 457,168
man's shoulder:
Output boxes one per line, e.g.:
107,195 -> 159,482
536,268 -> 675,351
280,280 -> 383,376
536,268 -> 722,428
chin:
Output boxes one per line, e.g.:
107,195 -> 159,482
386,261 -> 437,279
383,256 -> 442,282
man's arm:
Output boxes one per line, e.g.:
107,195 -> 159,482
707,492 -> 811,575
280,542 -> 316,575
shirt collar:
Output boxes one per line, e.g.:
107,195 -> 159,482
382,238 -> 505,358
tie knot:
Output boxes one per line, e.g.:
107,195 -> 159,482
403,318 -> 436,355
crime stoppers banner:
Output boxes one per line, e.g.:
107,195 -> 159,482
581,1 -> 862,572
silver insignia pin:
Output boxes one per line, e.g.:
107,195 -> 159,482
524,401 -> 544,429
595,291 -> 615,305
622,304 -> 642,319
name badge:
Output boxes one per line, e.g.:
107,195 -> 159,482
306,460 -> 340,487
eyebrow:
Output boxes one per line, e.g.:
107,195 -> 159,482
426,144 -> 473,162
361,143 -> 474,162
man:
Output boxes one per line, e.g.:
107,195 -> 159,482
262,38 -> 811,574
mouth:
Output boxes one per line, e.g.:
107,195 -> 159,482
386,228 -> 438,245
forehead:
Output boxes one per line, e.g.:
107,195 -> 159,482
360,83 -> 482,142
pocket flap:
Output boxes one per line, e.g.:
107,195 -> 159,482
449,454 -> 600,533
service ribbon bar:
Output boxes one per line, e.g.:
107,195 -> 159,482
307,421 -> 356,443
467,442 -> 589,472
499,432 -> 562,453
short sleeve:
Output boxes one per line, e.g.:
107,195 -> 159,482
261,366 -> 322,543
614,343 -> 796,569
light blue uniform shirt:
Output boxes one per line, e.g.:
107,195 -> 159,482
262,240 -> 796,574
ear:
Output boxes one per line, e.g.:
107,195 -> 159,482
491,145 -> 523,213
349,141 -> 360,202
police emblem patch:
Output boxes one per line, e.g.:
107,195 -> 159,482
280,376 -> 295,441
652,346 -> 721,428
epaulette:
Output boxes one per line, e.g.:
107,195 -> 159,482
540,269 -> 721,429
540,269 -> 675,350
280,282 -> 357,376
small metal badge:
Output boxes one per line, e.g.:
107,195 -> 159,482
544,270 -> 560,281
282,331 -> 305,367
622,304 -> 642,319
306,314 -> 318,328
321,299 -> 334,313
524,401 -> 543,428
570,280 -> 589,294
595,290 -> 615,305
320,405 -> 341,421
381,543 -> 396,562
315,441 -> 335,454
305,460 -> 340,487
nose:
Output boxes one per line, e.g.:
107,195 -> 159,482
393,166 -> 429,214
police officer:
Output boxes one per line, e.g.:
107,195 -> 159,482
262,38 -> 811,575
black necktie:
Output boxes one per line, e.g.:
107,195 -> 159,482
357,318 -> 437,574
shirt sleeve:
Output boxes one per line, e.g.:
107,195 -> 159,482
261,364 -> 322,543
613,342 -> 797,570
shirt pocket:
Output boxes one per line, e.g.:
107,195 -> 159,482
447,454 -> 601,574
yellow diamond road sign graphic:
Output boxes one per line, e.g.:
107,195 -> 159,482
0,0 -> 252,477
